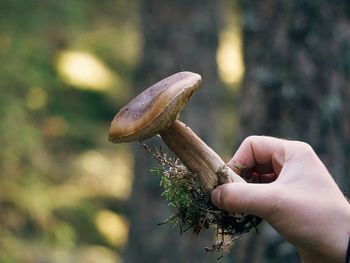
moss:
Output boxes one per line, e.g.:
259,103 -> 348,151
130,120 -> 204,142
142,143 -> 262,255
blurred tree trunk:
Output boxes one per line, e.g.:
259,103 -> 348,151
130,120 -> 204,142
123,1 -> 225,262
235,1 -> 350,262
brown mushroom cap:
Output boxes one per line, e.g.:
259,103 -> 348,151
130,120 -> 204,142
109,71 -> 202,143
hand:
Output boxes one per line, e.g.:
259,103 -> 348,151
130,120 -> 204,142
211,136 -> 350,263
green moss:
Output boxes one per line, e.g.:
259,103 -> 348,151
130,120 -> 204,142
143,143 -> 262,254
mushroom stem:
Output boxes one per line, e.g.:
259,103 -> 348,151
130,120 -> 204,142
159,119 -> 245,192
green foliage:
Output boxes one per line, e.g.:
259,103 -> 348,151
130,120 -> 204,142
0,1 -> 139,262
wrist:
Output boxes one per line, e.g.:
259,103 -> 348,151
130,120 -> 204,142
298,204 -> 350,263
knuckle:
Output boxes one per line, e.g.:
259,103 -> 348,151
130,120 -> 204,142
243,135 -> 260,146
263,186 -> 285,220
293,141 -> 315,155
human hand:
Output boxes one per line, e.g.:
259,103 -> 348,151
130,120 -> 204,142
211,136 -> 350,263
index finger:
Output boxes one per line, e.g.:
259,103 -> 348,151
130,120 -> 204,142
228,136 -> 286,175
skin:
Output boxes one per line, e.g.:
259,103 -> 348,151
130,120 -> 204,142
211,136 -> 350,263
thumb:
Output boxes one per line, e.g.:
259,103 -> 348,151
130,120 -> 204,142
211,182 -> 278,219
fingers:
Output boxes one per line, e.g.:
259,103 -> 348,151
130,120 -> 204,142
216,136 -> 288,217
228,136 -> 286,176
246,172 -> 278,183
211,182 -> 279,218
214,136 -> 305,218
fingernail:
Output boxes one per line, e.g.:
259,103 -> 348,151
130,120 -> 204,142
211,188 -> 222,208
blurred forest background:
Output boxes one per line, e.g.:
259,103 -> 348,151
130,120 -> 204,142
1,0 -> 350,262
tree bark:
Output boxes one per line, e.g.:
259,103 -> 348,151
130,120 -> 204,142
236,1 -> 350,262
123,1 -> 225,262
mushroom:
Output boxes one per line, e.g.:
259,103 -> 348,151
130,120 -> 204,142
109,71 -> 245,192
